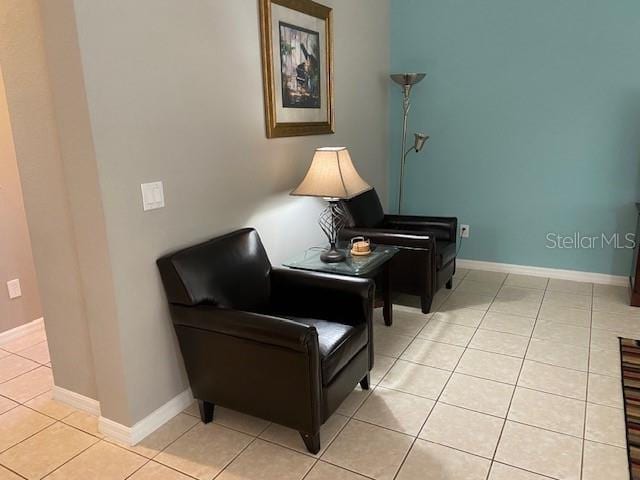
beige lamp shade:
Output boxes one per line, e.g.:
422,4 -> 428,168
291,147 -> 372,200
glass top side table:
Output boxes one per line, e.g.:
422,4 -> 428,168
283,245 -> 399,325
283,245 -> 398,276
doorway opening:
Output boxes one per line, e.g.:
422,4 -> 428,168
0,64 -> 53,405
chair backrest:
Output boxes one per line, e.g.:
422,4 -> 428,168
341,188 -> 385,228
157,228 -> 272,312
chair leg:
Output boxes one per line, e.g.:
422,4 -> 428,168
421,295 -> 433,314
198,400 -> 214,424
300,432 -> 321,454
446,278 -> 453,289
359,373 -> 371,390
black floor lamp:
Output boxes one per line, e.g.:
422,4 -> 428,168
391,73 -> 429,214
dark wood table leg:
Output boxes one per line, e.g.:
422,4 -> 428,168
382,263 -> 392,326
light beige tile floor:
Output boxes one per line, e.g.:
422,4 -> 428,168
0,269 -> 632,479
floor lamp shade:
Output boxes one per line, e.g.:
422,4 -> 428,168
291,147 -> 372,200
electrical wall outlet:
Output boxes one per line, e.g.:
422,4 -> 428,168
460,224 -> 470,238
7,279 -> 21,299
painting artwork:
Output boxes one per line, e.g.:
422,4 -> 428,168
260,0 -> 334,138
279,22 -> 321,108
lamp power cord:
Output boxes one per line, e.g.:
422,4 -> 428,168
456,226 -> 466,256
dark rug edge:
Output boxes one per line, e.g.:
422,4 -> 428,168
619,336 -> 637,480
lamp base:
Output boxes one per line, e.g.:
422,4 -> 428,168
318,201 -> 347,263
320,246 -> 346,263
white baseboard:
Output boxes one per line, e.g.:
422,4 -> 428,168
98,388 -> 193,446
457,258 -> 628,286
52,385 -> 101,416
0,317 -> 44,348
98,416 -> 132,444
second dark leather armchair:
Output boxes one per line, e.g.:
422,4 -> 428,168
157,228 -> 374,453
339,189 -> 457,313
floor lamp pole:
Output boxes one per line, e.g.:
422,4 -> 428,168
390,73 -> 426,214
398,85 -> 411,214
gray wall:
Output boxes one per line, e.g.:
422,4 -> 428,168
39,0 -> 133,424
66,0 -> 390,424
0,68 -> 42,333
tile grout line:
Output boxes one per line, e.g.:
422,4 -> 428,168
160,411 -> 260,479
0,418 -> 54,455
390,270 -> 503,480
6,331 -> 369,479
204,359 -> 388,478
1,368 -> 183,480
181,406 -> 354,467
186,279 -> 624,479
579,283 -> 595,480
486,275 -> 548,478
6,349 -> 51,368
0,363 -> 45,387
35,434 -> 105,479
359,276 -> 465,479
5,317 -> 372,479
3,324 -> 596,474
151,409 -> 277,479
490,460 -> 560,480
262,381 -> 387,479
1,273 -> 629,480
2,338 -> 49,360
376,357 -> 605,407
330,411 -> 604,449
0,368 -> 111,480
482,274 -> 537,478
211,435 -> 262,479
335,294 -> 598,480
0,363 -> 76,471
314,456 -> 379,480
353,313 -> 436,480
299,394 -> 370,479
0,453 -> 29,480
321,269 -> 472,477
127,460 -> 200,480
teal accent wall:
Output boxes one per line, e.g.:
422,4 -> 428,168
390,0 -> 640,275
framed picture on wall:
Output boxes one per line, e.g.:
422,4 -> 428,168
259,0 -> 334,138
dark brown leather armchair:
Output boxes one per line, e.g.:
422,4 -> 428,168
157,228 -> 374,454
339,189 -> 457,313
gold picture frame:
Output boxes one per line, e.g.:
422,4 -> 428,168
259,0 -> 334,138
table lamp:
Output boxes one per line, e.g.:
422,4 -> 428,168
291,147 -> 372,263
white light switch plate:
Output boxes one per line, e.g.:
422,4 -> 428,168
7,279 -> 21,299
141,181 -> 165,211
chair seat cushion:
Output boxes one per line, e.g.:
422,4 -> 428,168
293,318 -> 368,385
436,240 -> 456,269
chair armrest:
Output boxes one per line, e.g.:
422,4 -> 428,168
383,215 -> 457,241
270,268 -> 374,326
340,227 -> 437,250
170,304 -> 317,352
